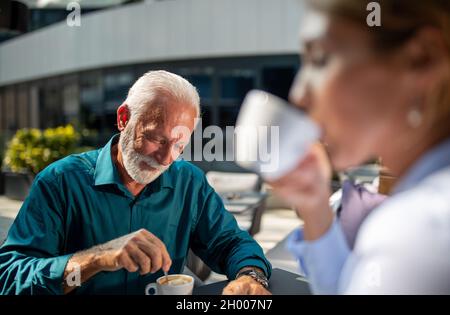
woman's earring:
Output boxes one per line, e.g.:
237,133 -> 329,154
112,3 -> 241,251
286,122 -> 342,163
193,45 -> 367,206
407,97 -> 424,128
407,108 -> 423,128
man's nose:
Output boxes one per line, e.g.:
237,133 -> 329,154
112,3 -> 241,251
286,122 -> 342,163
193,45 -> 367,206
154,145 -> 174,166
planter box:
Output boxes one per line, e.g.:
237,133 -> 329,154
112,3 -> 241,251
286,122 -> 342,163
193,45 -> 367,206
4,172 -> 34,201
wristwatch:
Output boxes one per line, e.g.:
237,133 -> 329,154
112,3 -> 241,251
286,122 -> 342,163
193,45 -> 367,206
236,268 -> 269,289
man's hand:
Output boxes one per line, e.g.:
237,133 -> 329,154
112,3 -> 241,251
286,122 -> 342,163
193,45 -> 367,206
95,228 -> 172,274
222,276 -> 271,295
63,229 -> 172,294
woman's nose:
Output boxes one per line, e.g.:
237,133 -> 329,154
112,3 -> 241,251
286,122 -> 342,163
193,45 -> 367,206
289,69 -> 312,111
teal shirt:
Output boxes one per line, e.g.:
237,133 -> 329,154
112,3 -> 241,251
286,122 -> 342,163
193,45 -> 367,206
0,135 -> 271,295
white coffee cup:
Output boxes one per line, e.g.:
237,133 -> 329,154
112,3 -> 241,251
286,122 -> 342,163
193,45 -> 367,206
145,274 -> 194,295
235,90 -> 320,180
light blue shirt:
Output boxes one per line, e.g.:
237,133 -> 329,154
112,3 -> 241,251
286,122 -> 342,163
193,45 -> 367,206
287,138 -> 450,294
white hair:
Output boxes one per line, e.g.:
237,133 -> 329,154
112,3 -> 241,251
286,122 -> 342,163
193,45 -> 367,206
118,70 -> 200,184
124,70 -> 200,122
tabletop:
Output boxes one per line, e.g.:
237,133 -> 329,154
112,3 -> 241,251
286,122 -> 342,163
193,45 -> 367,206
193,268 -> 311,295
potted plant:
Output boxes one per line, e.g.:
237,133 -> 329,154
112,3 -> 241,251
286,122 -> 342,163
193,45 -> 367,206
2,125 -> 80,200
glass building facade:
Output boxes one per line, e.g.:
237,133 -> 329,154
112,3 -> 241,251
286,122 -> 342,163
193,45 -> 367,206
0,54 -> 299,171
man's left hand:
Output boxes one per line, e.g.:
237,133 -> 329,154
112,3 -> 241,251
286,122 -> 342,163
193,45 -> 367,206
222,275 -> 271,295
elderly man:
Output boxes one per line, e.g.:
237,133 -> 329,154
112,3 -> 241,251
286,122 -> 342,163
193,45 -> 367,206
0,70 -> 271,295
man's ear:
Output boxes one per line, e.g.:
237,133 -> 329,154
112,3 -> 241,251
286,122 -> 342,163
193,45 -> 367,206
117,104 -> 130,131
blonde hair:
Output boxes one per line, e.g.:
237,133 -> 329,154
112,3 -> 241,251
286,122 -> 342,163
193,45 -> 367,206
308,0 -> 450,140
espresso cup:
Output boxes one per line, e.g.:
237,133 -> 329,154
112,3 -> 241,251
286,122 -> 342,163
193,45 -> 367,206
145,274 -> 194,295
235,90 -> 320,180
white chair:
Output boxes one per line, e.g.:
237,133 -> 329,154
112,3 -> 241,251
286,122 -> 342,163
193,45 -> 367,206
205,171 -> 261,193
186,171 -> 265,281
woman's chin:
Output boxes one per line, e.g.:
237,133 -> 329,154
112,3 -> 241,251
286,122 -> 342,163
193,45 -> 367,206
330,153 -> 365,172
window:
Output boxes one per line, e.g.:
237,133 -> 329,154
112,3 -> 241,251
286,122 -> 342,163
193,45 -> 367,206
79,71 -> 103,131
39,79 -> 64,128
16,84 -> 29,129
262,66 -> 297,101
62,76 -> 80,127
4,87 -> 17,131
104,70 -> 134,131
218,70 -> 255,128
184,74 -> 212,100
0,89 -> 4,131
220,72 -> 254,101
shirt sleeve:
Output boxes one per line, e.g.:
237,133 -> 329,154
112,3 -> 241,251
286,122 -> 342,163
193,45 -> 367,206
340,195 -> 450,294
286,220 -> 350,294
0,174 -> 72,295
190,179 -> 272,280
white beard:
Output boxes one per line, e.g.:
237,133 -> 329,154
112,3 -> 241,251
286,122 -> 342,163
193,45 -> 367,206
118,122 -> 169,185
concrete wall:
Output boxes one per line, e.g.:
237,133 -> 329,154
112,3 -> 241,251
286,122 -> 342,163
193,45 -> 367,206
0,0 -> 304,86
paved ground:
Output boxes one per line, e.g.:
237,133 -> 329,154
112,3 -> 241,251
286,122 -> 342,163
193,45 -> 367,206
0,196 -> 23,244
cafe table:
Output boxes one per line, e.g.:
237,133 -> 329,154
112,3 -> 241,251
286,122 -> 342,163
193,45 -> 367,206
193,268 -> 311,295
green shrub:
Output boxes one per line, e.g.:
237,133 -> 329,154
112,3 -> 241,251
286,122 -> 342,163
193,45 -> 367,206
3,125 -> 80,175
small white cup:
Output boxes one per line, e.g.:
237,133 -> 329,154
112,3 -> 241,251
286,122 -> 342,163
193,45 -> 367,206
145,274 -> 194,295
235,90 -> 320,180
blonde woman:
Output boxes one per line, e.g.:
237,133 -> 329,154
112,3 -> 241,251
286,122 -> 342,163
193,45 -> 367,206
271,0 -> 450,294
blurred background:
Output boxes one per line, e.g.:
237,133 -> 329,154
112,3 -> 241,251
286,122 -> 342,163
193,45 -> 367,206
0,0 -> 382,284
0,0 -> 312,282
0,0 -> 303,173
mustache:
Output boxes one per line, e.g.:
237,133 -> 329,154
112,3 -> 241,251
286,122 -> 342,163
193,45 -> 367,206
133,152 -> 167,171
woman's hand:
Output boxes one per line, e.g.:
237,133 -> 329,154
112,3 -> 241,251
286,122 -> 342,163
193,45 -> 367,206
268,143 -> 334,241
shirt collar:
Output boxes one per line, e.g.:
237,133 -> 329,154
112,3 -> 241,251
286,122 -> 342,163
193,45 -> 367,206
94,134 -> 121,186
94,134 -> 175,190
394,137 -> 450,194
